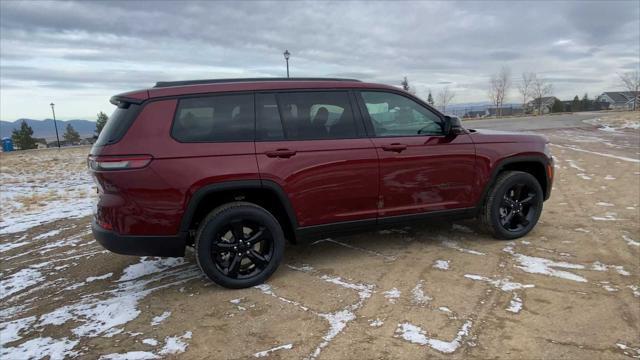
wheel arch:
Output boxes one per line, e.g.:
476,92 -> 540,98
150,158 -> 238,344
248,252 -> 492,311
180,180 -> 298,243
478,155 -> 552,211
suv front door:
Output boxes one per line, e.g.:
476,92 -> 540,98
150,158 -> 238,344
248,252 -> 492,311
357,90 -> 476,219
255,91 -> 379,228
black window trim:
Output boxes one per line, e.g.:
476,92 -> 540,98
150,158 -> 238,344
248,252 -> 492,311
354,89 -> 448,139
169,91 -> 257,144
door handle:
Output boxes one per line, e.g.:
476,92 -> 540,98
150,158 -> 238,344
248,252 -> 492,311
265,149 -> 297,158
382,143 -> 407,153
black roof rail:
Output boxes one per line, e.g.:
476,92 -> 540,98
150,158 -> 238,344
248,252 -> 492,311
153,77 -> 362,88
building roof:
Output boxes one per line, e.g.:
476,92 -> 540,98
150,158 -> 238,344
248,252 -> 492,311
527,96 -> 557,106
601,91 -> 640,103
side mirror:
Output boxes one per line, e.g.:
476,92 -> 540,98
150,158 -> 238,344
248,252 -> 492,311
444,115 -> 464,135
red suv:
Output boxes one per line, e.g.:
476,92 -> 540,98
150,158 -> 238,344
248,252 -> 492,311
89,78 -> 553,288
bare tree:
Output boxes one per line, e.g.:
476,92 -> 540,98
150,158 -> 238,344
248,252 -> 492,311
488,66 -> 511,117
518,72 -> 535,112
530,74 -> 553,115
618,70 -> 639,111
437,87 -> 455,113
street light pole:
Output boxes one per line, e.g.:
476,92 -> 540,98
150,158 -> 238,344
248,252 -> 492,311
283,50 -> 290,78
50,102 -> 61,148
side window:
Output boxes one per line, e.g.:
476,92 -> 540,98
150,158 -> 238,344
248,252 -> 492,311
172,94 -> 254,142
361,91 -> 443,137
256,93 -> 285,140
277,92 -> 358,140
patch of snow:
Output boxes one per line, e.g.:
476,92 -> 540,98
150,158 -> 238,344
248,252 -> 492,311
0,268 -> 45,300
100,351 -> 159,359
552,144 -> 640,164
0,336 -> 78,359
369,318 -> 384,327
395,320 -> 472,354
0,241 -> 30,253
604,175 -> 616,180
142,338 -> 159,346
33,229 -> 63,240
119,257 -> 185,282
383,288 -> 401,303
623,235 -> 640,247
577,173 -> 592,180
464,274 -> 535,292
616,342 -> 640,358
591,212 -> 621,221
574,228 -> 590,233
253,343 -> 293,358
0,316 -> 37,346
158,331 -> 192,356
440,238 -> 485,256
596,202 -> 614,207
503,246 -> 587,282
229,298 -> 243,305
151,311 -> 171,326
86,273 -> 113,283
591,262 -> 630,276
438,306 -> 452,313
411,281 -> 432,305
433,260 -> 450,270
628,285 -> 640,298
565,159 -> 585,172
506,294 -> 523,313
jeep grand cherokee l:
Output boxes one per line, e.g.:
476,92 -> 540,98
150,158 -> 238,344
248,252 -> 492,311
89,78 -> 553,288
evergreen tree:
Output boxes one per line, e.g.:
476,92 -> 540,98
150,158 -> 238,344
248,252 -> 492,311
63,124 -> 81,144
581,93 -> 590,111
11,120 -> 37,150
572,95 -> 581,112
551,99 -> 564,113
401,76 -> 409,91
427,90 -> 434,106
96,111 -> 108,136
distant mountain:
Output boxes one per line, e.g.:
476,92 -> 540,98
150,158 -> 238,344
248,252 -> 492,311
0,119 -> 96,140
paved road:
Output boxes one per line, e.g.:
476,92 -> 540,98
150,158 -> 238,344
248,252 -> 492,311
463,112 -> 601,131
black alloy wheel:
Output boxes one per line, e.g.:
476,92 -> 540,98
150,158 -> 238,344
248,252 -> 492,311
195,202 -> 285,288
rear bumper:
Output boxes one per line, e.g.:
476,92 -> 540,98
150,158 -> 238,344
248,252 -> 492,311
92,219 -> 186,257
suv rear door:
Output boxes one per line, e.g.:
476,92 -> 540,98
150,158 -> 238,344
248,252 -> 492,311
255,91 -> 379,228
356,90 -> 476,219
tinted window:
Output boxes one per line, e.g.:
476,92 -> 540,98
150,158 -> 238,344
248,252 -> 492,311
94,104 -> 141,146
277,92 -> 358,140
361,91 -> 443,136
172,94 -> 254,142
256,93 -> 285,140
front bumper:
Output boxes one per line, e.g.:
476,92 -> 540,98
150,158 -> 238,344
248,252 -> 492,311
92,218 -> 186,257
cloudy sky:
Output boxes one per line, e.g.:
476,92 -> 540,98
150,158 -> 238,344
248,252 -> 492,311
1,0 -> 638,121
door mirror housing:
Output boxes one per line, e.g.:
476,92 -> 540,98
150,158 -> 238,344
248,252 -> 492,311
443,115 -> 464,135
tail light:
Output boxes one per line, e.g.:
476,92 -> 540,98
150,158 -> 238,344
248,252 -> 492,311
88,155 -> 152,171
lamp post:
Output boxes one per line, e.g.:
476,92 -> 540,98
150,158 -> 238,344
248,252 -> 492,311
283,49 -> 290,78
50,102 -> 61,148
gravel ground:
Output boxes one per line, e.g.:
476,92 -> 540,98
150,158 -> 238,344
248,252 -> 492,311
1,112 -> 638,359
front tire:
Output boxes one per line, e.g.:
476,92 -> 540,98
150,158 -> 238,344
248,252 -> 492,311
195,202 -> 285,289
481,171 -> 543,240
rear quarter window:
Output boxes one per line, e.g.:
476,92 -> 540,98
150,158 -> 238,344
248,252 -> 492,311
94,104 -> 141,146
171,94 -> 254,142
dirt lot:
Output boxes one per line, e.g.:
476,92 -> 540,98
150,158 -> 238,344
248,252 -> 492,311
1,112 -> 639,359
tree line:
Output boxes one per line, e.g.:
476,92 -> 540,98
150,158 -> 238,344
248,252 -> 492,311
401,69 -> 639,116
10,111 -> 109,150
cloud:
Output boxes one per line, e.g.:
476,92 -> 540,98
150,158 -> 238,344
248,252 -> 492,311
0,0 -> 638,119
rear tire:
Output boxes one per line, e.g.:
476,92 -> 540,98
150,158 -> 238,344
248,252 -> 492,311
481,171 -> 543,240
195,202 -> 285,289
